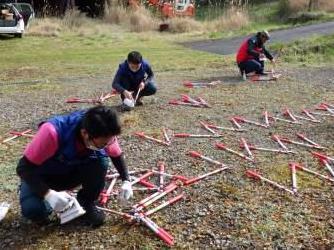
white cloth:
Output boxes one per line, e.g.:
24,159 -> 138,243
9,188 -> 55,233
118,181 -> 133,202
45,190 -> 73,212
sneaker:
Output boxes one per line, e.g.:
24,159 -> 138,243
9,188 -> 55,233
120,104 -> 133,112
77,194 -> 105,227
81,204 -> 105,228
135,99 -> 143,106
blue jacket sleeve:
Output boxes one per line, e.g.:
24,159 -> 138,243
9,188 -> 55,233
144,61 -> 154,84
112,65 -> 125,93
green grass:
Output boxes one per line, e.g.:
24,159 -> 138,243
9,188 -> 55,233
0,33 -> 224,83
271,34 -> 334,65
197,1 -> 334,40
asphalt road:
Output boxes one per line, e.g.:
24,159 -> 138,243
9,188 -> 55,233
184,21 -> 334,55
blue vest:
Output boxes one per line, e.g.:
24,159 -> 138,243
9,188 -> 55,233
118,59 -> 151,86
47,110 -> 107,163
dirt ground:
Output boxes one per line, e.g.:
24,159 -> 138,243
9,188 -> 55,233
0,64 -> 334,249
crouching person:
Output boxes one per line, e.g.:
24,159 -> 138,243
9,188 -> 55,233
112,51 -> 157,111
236,30 -> 275,78
17,106 -> 133,227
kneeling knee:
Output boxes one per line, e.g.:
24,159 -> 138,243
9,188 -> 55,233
21,201 -> 48,221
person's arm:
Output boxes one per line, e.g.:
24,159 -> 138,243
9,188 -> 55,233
263,46 -> 274,61
247,38 -> 261,59
16,123 -> 59,197
110,154 -> 130,181
105,137 -> 129,181
144,62 -> 154,84
112,68 -> 126,94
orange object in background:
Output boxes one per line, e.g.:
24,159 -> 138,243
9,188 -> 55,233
133,0 -> 195,18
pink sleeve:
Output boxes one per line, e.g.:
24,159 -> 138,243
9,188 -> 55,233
24,122 -> 59,165
105,137 -> 122,157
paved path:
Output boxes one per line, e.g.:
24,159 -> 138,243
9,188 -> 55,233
184,21 -> 334,55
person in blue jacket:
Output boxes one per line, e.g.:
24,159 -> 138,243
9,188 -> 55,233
16,106 -> 133,227
112,51 -> 157,110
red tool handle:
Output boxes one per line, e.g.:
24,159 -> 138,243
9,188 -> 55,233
139,179 -> 155,188
184,177 -> 201,185
168,100 -> 179,105
319,159 -> 328,166
9,129 -> 32,136
134,132 -> 145,138
239,143 -> 255,150
99,194 -> 108,205
215,143 -> 226,149
278,137 -> 290,142
137,171 -> 154,181
233,116 -> 244,122
296,133 -> 305,139
65,98 -> 80,103
189,150 -> 201,158
246,170 -> 261,180
180,94 -> 190,102
173,175 -> 188,182
157,228 -> 174,246
288,162 -> 296,170
311,151 -> 328,161
291,163 -> 303,171
174,133 -> 190,138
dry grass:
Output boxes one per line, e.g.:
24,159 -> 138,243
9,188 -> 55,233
287,0 -> 309,12
61,9 -> 92,31
128,7 -> 158,32
27,9 -> 122,37
318,0 -> 334,11
168,17 -> 204,33
27,18 -> 61,37
27,4 -> 249,35
104,5 -> 128,25
279,0 -> 334,15
104,5 -> 158,32
207,7 -> 249,32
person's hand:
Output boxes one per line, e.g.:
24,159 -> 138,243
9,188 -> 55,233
271,58 -> 276,64
123,90 -> 133,100
118,181 -> 133,202
45,190 -> 73,212
138,81 -> 145,91
259,53 -> 266,61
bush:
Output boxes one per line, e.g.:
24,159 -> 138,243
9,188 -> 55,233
207,7 -> 249,32
278,0 -> 334,18
168,17 -> 204,33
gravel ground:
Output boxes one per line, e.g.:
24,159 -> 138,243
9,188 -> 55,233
0,65 -> 334,249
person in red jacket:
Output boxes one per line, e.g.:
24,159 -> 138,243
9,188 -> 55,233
236,30 -> 275,77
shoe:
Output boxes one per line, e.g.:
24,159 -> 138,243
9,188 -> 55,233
120,104 -> 133,112
135,99 -> 143,106
77,194 -> 105,227
242,71 -> 246,81
81,204 -> 105,228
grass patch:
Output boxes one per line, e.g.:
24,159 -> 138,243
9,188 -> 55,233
272,34 -> 334,65
0,32 -> 223,83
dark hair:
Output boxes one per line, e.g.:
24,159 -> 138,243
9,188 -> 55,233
127,51 -> 142,64
81,106 -> 121,138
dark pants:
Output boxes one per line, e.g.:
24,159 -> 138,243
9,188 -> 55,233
120,80 -> 157,100
238,59 -> 265,75
19,157 -> 108,222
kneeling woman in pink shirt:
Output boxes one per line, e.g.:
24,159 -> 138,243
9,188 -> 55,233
17,106 -> 132,227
